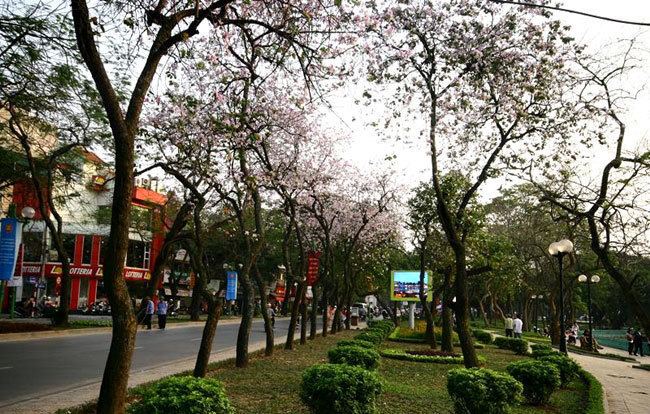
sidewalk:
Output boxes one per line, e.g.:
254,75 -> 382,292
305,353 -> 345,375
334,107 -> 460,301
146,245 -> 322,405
571,345 -> 650,414
4,322 -> 306,414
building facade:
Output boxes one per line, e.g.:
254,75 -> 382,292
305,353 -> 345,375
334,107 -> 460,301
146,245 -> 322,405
4,149 -> 167,311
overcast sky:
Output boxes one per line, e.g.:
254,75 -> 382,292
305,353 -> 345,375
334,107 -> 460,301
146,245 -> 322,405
328,0 -> 650,198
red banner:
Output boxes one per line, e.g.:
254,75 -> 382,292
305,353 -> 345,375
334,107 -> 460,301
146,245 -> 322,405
306,251 -> 321,286
274,279 -> 286,302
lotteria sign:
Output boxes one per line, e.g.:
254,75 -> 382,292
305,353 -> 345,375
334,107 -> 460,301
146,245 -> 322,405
16,263 -> 151,281
0,218 -> 22,281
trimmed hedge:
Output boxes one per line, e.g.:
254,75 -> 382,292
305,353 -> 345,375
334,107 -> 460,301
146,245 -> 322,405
381,348 -> 465,365
506,360 -> 560,405
300,364 -> 382,414
494,337 -> 529,355
336,339 -> 376,349
328,345 -> 380,370
580,370 -> 605,414
127,376 -> 234,414
367,320 -> 395,337
530,343 -> 555,358
538,355 -> 579,387
472,329 -> 494,344
447,368 -> 522,414
355,331 -> 384,345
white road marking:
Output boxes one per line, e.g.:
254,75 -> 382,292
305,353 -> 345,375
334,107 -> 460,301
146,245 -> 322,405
134,346 -> 144,350
0,366 -> 12,370
191,337 -> 202,341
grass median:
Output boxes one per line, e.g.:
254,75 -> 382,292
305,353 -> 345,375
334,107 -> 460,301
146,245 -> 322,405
59,327 -> 598,414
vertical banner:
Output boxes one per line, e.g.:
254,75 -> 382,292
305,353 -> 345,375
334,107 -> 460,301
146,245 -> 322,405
225,270 -> 238,301
274,279 -> 286,302
0,218 -> 22,281
306,251 -> 321,286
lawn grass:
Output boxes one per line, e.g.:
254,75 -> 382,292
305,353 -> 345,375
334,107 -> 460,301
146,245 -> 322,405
59,327 -> 596,414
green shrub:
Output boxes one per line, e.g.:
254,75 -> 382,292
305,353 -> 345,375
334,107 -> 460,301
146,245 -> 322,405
473,329 -> 493,344
447,368 -> 522,414
128,376 -> 234,414
530,343 -> 552,352
356,331 -> 383,345
367,320 -> 394,337
494,337 -> 529,355
367,327 -> 389,339
506,360 -> 560,405
336,339 -> 376,349
530,343 -> 555,358
300,364 -> 382,414
538,355 -> 579,387
328,345 -> 380,370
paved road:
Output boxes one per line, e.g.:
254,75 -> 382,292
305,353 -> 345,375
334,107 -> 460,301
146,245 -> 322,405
0,318 -> 290,408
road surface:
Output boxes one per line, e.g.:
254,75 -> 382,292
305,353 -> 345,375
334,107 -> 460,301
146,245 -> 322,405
0,318 -> 290,409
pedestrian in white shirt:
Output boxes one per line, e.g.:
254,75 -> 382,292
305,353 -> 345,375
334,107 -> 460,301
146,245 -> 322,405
513,314 -> 523,339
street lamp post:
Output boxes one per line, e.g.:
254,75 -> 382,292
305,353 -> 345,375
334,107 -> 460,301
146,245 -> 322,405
531,294 -> 543,333
578,274 -> 600,351
548,239 -> 574,354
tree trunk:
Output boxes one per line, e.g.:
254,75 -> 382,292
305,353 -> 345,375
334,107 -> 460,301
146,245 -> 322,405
478,296 -> 490,328
321,290 -> 328,337
549,291 -> 560,345
441,269 -> 454,352
300,290 -> 307,344
189,274 -> 205,321
285,283 -> 304,349
95,140 -> 137,412
453,249 -> 479,368
441,302 -> 454,352
193,296 -> 223,377
253,268 -> 274,356
236,270 -> 254,367
418,246 -> 436,349
331,303 -> 341,335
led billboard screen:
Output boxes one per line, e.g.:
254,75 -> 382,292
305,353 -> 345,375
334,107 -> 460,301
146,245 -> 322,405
390,270 -> 431,302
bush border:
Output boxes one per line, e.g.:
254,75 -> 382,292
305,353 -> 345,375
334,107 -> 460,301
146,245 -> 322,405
579,369 -> 604,414
380,348 -> 487,365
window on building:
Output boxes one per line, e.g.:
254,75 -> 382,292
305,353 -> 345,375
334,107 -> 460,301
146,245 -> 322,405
82,235 -> 93,264
22,231 -> 43,262
126,239 -> 149,269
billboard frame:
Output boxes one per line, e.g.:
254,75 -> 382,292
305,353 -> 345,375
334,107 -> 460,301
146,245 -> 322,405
390,270 -> 432,302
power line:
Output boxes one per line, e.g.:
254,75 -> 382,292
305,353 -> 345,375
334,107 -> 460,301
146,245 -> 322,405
489,0 -> 650,27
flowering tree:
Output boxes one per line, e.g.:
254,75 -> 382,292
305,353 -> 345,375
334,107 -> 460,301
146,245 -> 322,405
533,41 -> 650,337
67,0 -> 348,408
365,0 -> 580,367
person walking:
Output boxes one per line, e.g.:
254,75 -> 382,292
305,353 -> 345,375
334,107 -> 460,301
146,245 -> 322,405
142,296 -> 154,330
157,298 -> 168,330
626,328 -> 635,355
513,313 -> 523,339
633,329 -> 644,357
504,314 -> 514,338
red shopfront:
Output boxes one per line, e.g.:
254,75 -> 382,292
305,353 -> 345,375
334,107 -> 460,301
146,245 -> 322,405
16,232 -> 164,310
